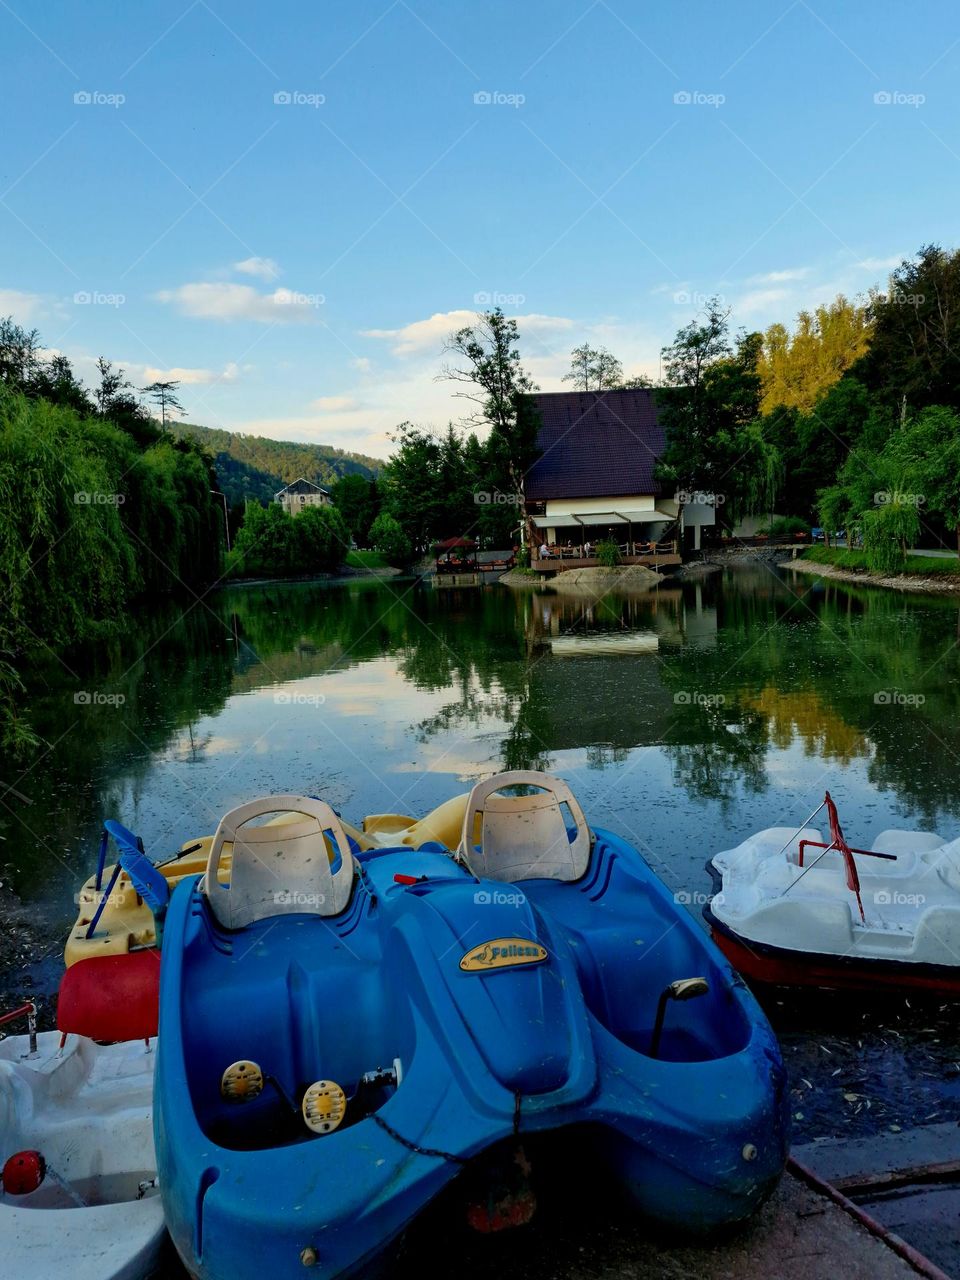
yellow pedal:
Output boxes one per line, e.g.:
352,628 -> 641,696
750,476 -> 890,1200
301,1080 -> 346,1135
220,1060 -> 264,1101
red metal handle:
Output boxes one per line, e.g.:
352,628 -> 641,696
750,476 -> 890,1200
0,1002 -> 35,1029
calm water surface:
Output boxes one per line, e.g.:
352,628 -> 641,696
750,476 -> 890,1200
4,563 -> 960,1141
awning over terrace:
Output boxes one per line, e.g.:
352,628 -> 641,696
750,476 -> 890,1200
531,509 -> 676,528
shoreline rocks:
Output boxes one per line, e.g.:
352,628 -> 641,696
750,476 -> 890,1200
782,558 -> 960,596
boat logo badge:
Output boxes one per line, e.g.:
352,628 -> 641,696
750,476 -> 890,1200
460,937 -> 548,972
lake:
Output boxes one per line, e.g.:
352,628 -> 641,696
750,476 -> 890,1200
3,562 -> 960,1141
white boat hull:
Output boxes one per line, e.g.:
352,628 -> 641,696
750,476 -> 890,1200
0,1031 -> 165,1280
705,822 -> 960,992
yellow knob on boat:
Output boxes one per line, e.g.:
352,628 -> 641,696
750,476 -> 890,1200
301,1079 -> 346,1134
220,1060 -> 264,1101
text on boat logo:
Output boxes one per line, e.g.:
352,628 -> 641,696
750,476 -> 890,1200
460,938 -> 548,972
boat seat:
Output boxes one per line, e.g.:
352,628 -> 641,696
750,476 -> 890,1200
458,771 -> 591,883
931,835 -> 960,892
203,795 -> 356,930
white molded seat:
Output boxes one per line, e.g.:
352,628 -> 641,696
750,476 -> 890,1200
203,795 -> 355,929
458,771 -> 592,883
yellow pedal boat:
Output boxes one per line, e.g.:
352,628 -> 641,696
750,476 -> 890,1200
65,793 -> 468,968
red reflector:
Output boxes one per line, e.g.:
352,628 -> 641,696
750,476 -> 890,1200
393,874 -> 420,885
2,1150 -> 46,1195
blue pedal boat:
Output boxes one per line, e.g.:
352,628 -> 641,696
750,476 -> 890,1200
153,775 -> 789,1280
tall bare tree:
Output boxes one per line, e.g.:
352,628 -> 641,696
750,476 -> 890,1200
140,379 -> 186,429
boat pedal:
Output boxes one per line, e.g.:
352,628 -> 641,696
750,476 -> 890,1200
220,1060 -> 264,1101
301,1080 -> 346,1134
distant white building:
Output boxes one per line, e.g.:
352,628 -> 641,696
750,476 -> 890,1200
275,478 -> 332,516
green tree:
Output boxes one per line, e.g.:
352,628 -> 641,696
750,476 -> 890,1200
873,405 -> 960,553
369,511 -> 412,566
293,504 -> 349,571
331,473 -> 380,543
379,424 -> 443,552
442,308 -> 540,547
562,344 -> 623,391
656,301 -> 776,525
853,245 -> 960,414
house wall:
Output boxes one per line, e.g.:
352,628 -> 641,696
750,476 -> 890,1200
277,492 -> 331,516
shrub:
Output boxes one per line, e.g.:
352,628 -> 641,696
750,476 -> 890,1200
596,539 -> 621,567
861,502 -> 920,573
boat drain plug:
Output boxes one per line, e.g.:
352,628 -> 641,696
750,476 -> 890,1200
300,1246 -> 319,1267
741,1143 -> 758,1162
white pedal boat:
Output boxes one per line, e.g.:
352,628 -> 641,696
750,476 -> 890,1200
0,1005 -> 164,1280
704,792 -> 960,994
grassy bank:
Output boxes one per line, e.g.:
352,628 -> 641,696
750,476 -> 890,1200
803,547 -> 960,575
344,549 -> 389,570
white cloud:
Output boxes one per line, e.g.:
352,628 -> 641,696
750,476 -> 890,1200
746,267 -> 811,284
310,395 -> 359,413
857,255 -> 905,272
350,357 -> 373,374
361,309 -> 576,357
155,282 -> 321,324
233,256 -> 281,281
361,309 -> 476,356
736,287 -> 790,314
0,288 -> 51,324
143,361 -> 241,385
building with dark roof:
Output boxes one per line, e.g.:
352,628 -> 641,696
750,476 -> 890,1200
523,389 -> 715,553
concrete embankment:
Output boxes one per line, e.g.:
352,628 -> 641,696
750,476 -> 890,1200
781,558 -> 960,596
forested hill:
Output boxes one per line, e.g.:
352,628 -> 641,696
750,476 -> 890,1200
168,421 -> 383,506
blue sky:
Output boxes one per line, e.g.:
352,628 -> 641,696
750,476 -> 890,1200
2,1 -> 958,458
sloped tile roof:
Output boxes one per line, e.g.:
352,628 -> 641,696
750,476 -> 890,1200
523,389 -> 664,501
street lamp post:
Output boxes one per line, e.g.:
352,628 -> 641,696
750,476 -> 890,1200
210,490 -> 230,551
